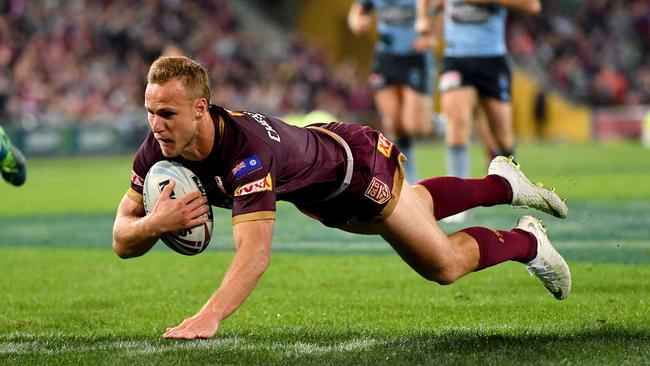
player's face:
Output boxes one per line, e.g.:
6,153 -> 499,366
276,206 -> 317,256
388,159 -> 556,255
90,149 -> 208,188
144,79 -> 199,157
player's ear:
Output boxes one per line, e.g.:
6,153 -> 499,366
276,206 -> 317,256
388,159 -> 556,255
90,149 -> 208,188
194,98 -> 208,119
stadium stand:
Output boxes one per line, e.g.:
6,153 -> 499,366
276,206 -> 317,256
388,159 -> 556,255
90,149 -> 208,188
509,0 -> 650,106
0,0 -> 374,133
1,0 -> 648,146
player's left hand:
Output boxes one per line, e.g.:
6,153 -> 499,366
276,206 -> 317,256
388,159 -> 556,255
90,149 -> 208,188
162,311 -> 220,340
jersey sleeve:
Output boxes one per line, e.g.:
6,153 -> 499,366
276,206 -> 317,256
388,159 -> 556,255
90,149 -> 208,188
127,133 -> 162,204
228,151 -> 277,225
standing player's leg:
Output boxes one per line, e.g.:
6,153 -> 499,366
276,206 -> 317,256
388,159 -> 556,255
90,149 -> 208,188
375,86 -> 419,184
400,85 -> 433,183
439,86 -> 478,222
0,126 -> 27,186
475,108 -> 499,166
441,87 -> 477,180
481,97 -> 516,158
374,85 -> 402,139
477,57 -> 516,160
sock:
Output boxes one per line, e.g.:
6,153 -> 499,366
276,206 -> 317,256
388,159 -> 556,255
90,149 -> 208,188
446,145 -> 469,178
461,227 -> 538,270
496,148 -> 516,162
417,175 -> 512,220
486,146 -> 497,161
397,136 -> 419,183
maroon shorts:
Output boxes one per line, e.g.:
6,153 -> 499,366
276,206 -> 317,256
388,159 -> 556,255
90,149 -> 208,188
295,122 -> 405,228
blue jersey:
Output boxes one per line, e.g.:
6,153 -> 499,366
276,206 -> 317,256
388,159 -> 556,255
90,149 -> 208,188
360,0 -> 421,55
443,0 -> 507,57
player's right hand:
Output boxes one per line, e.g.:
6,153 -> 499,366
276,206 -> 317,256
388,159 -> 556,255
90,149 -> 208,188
150,180 -> 209,234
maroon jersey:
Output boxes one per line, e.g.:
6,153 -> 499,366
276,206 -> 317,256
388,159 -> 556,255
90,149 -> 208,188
129,105 -> 405,227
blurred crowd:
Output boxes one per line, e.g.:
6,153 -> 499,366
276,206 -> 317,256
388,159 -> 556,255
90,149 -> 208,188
1,0 -> 649,131
0,0 -> 374,130
509,0 -> 650,106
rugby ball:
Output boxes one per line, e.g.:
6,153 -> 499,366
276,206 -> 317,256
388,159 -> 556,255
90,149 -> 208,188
143,160 -> 213,255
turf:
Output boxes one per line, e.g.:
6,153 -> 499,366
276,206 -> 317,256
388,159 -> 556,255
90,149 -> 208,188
1,142 -> 649,364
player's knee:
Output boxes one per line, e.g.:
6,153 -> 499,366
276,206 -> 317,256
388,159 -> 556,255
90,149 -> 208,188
403,119 -> 432,137
418,265 -> 461,285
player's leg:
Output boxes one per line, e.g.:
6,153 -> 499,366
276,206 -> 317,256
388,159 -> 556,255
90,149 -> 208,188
439,86 -> 478,222
481,97 -> 516,157
375,183 -> 480,283
375,86 -> 419,183
374,86 -> 402,139
401,86 -> 433,136
475,107 -> 498,166
412,156 -> 568,220
0,125 -> 27,186
400,85 -> 433,183
476,56 -> 516,159
441,86 -> 477,180
374,184 -> 570,298
375,184 -> 540,284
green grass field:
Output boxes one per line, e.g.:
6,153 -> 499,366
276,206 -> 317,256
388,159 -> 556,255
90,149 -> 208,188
1,143 -> 649,365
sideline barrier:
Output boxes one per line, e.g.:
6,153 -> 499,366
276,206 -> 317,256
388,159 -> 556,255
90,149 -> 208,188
5,125 -> 148,156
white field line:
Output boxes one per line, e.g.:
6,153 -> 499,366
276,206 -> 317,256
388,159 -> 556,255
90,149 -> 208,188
0,337 -> 386,356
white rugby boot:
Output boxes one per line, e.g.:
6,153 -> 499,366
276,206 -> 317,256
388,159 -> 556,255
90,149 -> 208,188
516,215 -> 571,300
488,156 -> 568,219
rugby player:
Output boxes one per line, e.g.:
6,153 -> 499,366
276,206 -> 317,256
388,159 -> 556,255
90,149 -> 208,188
112,56 -> 569,340
435,0 -> 541,222
348,0 -> 438,183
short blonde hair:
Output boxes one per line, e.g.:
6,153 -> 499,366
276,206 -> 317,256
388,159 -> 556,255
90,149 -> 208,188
147,56 -> 211,102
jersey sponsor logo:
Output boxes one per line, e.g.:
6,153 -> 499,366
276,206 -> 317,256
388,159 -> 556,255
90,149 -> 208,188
439,70 -> 462,92
231,154 -> 262,180
449,3 -> 494,24
234,173 -> 273,197
365,177 -> 391,205
377,5 -> 416,26
243,111 -> 281,142
131,170 -> 144,188
377,133 -> 393,158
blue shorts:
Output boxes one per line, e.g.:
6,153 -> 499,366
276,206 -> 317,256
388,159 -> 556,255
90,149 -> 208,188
370,51 -> 435,95
439,55 -> 512,102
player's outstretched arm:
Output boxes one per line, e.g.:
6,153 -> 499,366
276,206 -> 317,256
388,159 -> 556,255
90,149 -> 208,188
163,219 -> 274,340
112,180 -> 208,259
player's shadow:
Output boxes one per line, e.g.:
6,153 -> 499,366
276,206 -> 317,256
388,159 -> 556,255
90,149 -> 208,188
4,327 -> 648,364
215,326 -> 650,365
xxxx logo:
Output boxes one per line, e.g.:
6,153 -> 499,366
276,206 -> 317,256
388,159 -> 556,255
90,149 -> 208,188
365,177 -> 391,204
377,133 -> 393,158
234,173 -> 273,197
